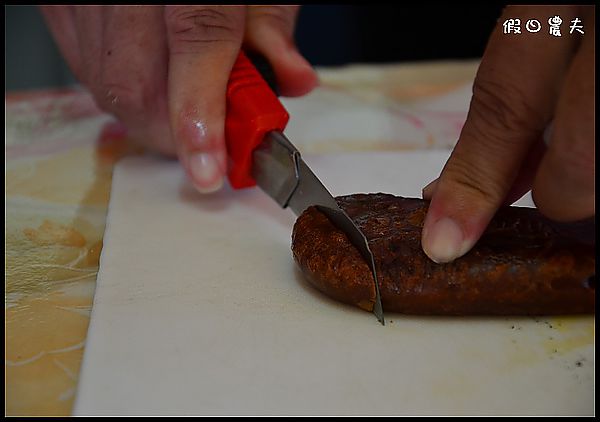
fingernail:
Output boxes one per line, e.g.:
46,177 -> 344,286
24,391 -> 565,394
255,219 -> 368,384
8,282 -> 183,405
422,217 -> 468,263
188,153 -> 224,193
422,179 -> 439,199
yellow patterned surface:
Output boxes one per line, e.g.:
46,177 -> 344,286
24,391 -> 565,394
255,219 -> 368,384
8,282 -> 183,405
5,89 -> 136,415
5,61 -> 479,416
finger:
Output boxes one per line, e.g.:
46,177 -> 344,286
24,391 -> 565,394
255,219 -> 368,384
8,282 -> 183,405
71,6 -> 106,87
421,5 -> 581,263
423,135 -> 548,205
165,5 -> 246,192
502,136 -> 547,204
421,178 -> 437,200
40,6 -> 82,76
532,10 -> 595,221
92,6 -> 174,156
244,5 -> 318,97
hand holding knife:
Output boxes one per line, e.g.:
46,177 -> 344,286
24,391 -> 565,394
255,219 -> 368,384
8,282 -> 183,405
225,51 -> 384,325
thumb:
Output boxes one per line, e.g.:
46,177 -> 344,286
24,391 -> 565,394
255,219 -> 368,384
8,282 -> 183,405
421,5 -> 579,263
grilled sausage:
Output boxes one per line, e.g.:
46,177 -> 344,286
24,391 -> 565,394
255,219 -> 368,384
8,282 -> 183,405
291,193 -> 595,315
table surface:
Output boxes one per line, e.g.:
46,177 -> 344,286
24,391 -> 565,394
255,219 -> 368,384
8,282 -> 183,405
5,60 -> 482,416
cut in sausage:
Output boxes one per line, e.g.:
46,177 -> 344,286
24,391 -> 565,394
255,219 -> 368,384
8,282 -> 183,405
291,193 -> 595,315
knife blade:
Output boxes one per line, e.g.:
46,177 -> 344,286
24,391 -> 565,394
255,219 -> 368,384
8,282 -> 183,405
225,52 -> 384,325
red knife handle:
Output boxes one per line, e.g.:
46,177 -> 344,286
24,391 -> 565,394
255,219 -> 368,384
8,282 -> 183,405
225,51 -> 290,189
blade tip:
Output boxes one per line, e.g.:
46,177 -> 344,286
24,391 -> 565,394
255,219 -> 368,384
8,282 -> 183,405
374,302 -> 385,325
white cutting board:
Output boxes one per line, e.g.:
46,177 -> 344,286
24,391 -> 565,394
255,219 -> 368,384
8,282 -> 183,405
74,150 -> 594,416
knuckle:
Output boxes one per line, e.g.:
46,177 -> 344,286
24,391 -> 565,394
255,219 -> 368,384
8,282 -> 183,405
250,6 -> 297,35
442,154 -> 509,208
165,6 -> 243,52
470,75 -> 546,136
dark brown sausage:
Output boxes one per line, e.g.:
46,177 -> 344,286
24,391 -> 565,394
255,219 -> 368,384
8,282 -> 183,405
291,193 -> 595,315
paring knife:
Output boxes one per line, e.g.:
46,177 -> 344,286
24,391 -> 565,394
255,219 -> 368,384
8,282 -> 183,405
225,51 -> 384,325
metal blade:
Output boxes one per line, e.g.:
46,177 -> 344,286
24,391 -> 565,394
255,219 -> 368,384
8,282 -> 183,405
252,131 -> 384,324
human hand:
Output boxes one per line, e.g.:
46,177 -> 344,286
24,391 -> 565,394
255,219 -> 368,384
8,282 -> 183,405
421,5 -> 594,263
41,5 -> 318,192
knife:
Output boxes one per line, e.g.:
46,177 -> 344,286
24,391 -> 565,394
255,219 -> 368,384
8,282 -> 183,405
225,51 -> 384,325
